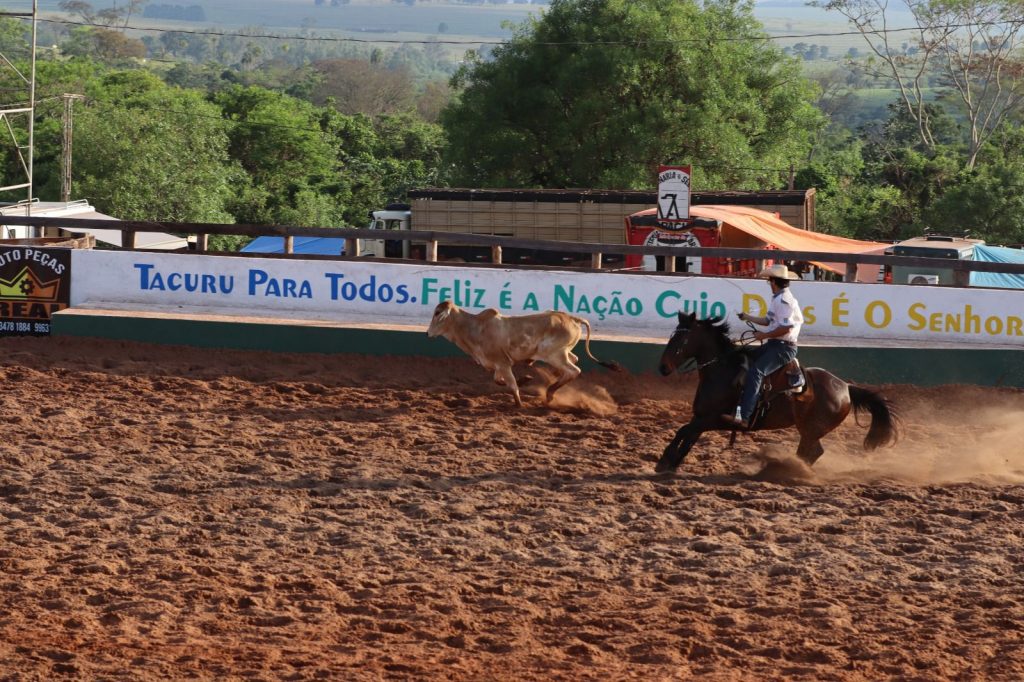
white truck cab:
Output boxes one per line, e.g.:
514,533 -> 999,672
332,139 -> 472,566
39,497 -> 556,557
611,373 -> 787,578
364,204 -> 412,258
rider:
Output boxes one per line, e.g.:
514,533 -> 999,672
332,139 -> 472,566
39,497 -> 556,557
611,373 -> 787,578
722,263 -> 804,429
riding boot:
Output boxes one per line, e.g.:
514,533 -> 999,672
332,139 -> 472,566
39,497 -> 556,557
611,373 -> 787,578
720,406 -> 751,430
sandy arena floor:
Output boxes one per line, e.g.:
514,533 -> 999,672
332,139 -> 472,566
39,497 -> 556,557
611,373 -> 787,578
0,336 -> 1022,680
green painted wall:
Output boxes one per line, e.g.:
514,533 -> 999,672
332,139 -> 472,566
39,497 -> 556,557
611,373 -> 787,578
51,310 -> 1024,387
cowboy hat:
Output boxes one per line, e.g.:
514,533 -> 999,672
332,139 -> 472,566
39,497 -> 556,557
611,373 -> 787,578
759,264 -> 800,280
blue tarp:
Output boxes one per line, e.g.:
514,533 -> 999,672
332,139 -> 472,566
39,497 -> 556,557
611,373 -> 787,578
970,244 -> 1024,289
241,236 -> 345,255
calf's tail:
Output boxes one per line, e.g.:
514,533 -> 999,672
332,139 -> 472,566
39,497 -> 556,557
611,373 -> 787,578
574,317 -> 623,372
849,385 -> 898,450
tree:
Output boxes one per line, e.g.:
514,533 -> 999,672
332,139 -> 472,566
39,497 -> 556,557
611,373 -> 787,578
308,59 -> 415,117
807,68 -> 863,160
440,0 -> 823,189
93,29 -> 147,59
215,85 -> 346,226
924,125 -> 1024,244
0,17 -> 25,56
819,0 -> 1024,169
59,0 -> 146,29
416,80 -> 453,123
69,71 -> 240,223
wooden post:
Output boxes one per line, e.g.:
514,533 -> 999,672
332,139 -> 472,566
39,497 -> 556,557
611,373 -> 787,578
427,240 -> 438,262
491,245 -> 502,264
843,263 -> 859,283
121,229 -> 136,250
345,237 -> 359,258
953,268 -> 970,288
195,233 -> 208,252
591,252 -> 603,269
664,255 -> 676,273
284,235 -> 294,255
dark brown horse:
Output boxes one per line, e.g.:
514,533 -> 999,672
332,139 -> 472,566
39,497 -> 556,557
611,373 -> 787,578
656,312 -> 897,473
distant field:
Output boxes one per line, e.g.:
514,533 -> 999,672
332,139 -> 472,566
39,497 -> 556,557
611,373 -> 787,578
35,0 -> 541,38
28,0 -> 883,53
29,0 -> 929,99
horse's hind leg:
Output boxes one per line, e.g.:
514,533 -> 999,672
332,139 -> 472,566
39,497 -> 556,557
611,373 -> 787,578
796,435 -> 825,467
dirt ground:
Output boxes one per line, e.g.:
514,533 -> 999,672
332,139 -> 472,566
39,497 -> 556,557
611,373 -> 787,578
0,336 -> 1022,681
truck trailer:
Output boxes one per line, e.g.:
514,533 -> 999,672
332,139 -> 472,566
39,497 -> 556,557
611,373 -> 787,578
364,187 -> 816,270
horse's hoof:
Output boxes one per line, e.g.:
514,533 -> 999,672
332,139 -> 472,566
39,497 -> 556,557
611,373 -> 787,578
654,461 -> 676,474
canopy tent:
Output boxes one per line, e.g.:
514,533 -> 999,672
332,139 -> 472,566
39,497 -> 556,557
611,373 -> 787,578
242,235 -> 345,255
0,201 -> 187,250
970,244 -> 1024,289
633,205 -> 889,281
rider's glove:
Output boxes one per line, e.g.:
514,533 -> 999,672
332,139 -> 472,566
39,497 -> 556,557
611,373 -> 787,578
737,312 -> 747,321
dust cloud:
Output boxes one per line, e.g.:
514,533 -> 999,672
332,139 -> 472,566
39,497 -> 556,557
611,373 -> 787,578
522,365 -> 619,416
817,392 -> 1024,485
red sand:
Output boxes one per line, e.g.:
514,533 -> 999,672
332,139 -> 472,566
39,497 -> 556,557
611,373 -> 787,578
0,336 -> 1022,680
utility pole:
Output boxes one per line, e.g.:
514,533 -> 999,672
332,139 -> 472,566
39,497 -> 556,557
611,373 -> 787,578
61,94 -> 86,203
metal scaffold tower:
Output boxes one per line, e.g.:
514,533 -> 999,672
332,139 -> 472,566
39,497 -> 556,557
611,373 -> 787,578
0,1 -> 37,229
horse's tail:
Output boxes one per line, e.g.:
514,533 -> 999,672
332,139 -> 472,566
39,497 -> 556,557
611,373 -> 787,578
849,385 -> 898,450
573,317 -> 623,372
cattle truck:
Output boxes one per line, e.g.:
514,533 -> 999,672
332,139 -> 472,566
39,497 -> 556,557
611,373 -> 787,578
364,187 -> 816,271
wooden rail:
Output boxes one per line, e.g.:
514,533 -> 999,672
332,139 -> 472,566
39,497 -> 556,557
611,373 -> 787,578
3,215 -> 1024,278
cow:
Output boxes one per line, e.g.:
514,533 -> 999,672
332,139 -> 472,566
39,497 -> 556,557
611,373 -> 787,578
426,300 -> 621,407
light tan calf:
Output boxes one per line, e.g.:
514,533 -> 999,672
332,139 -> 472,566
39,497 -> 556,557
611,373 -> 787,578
426,300 -> 620,407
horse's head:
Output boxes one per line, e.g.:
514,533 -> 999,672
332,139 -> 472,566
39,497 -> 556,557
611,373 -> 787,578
659,312 -> 699,375
658,312 -> 729,376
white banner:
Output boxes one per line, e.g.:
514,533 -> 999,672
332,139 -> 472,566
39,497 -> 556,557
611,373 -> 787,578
70,251 -> 1024,347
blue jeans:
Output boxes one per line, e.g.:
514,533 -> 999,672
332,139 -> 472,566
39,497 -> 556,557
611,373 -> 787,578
738,339 -> 797,421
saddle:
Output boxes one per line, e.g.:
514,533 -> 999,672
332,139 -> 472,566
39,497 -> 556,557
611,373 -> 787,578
727,360 -> 810,437
767,359 -> 807,395
734,358 -> 806,395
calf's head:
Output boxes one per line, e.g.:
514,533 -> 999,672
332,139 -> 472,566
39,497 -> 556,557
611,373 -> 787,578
427,300 -> 458,337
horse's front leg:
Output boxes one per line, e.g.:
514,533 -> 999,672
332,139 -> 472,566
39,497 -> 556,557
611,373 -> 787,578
655,418 -> 706,473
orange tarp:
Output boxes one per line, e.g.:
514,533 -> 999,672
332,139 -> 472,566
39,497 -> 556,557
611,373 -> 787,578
638,205 -> 888,280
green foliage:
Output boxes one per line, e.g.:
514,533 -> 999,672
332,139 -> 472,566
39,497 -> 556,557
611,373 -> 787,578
922,126 -> 1024,245
68,71 -> 241,222
214,86 -> 445,226
0,17 -> 27,57
209,235 -> 251,252
441,0 -> 824,189
215,85 -> 347,225
810,102 -> 971,241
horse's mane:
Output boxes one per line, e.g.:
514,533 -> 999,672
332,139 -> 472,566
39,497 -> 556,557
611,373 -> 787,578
703,316 -> 740,353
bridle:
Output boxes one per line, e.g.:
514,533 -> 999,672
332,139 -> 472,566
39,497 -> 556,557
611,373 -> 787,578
666,325 -> 718,375
668,319 -> 760,376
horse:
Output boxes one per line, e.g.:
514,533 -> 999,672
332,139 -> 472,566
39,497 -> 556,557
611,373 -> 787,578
655,311 -> 897,473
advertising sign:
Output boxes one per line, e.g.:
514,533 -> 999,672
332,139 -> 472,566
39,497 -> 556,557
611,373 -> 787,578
657,165 -> 692,228
71,250 -> 1024,348
0,246 -> 71,336
639,229 -> 703,273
